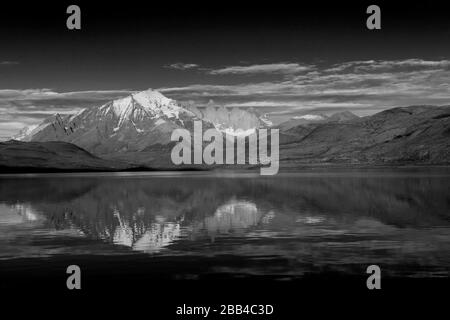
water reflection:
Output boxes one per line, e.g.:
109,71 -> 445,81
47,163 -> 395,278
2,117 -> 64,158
0,203 -> 44,224
198,200 -> 261,235
0,171 -> 449,278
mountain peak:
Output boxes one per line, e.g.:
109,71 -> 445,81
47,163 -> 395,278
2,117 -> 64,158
328,110 -> 359,122
12,87 -> 196,153
102,88 -> 181,121
131,88 -> 173,106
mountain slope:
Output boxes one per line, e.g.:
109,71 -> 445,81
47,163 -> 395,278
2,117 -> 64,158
18,89 -> 203,155
276,111 -> 359,132
0,140 -> 130,172
328,111 -> 359,122
17,89 -> 266,155
277,113 -> 328,132
280,106 -> 450,166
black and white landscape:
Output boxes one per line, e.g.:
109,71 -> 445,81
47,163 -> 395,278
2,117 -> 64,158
0,1 -> 449,315
1,88 -> 449,171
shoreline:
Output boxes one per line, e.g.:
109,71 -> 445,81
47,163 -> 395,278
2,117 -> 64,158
1,164 -> 449,176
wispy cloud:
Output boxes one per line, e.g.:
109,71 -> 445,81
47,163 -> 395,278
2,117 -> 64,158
160,58 -> 450,117
326,59 -> 450,73
165,62 -> 199,70
208,63 -> 313,75
0,89 -> 132,101
0,61 -> 19,66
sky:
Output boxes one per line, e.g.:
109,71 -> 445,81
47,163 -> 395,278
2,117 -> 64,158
0,1 -> 449,138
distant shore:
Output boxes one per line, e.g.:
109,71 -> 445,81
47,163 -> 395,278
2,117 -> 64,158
1,163 -> 449,175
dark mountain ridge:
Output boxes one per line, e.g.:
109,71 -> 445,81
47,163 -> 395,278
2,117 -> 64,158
0,140 -> 130,172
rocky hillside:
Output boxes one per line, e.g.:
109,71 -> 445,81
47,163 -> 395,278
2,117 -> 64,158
0,140 -> 130,172
279,105 -> 450,166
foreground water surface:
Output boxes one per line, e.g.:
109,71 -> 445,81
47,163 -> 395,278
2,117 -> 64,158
0,169 -> 449,280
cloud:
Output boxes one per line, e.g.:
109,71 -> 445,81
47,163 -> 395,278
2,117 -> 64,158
209,63 -> 313,75
0,89 -> 132,100
165,62 -> 314,75
326,59 -> 450,73
225,101 -> 303,108
165,63 -> 199,70
0,61 -> 19,66
160,58 -> 450,114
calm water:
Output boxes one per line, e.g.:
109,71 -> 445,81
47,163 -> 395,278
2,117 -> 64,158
0,170 -> 449,280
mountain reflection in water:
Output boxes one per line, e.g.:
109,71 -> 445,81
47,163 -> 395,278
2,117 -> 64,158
0,171 -> 449,278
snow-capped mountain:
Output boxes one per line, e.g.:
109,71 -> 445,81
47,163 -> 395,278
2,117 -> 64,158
14,89 -> 267,156
195,106 -> 262,136
327,111 -> 359,122
11,125 -> 38,141
16,89 -> 203,155
277,113 -> 329,131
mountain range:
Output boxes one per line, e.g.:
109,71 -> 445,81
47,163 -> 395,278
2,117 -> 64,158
279,105 -> 450,166
2,89 -> 450,171
13,89 -> 265,153
277,110 -> 359,131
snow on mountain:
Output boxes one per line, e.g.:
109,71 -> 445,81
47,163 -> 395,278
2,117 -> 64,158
292,114 -> 327,121
13,89 -> 272,156
11,124 -> 39,141
277,113 -> 329,131
221,127 -> 257,137
103,90 -> 184,125
278,111 -> 359,131
14,89 -> 201,155
196,106 -> 265,136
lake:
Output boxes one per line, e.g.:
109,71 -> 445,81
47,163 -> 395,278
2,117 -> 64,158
0,169 -> 449,283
